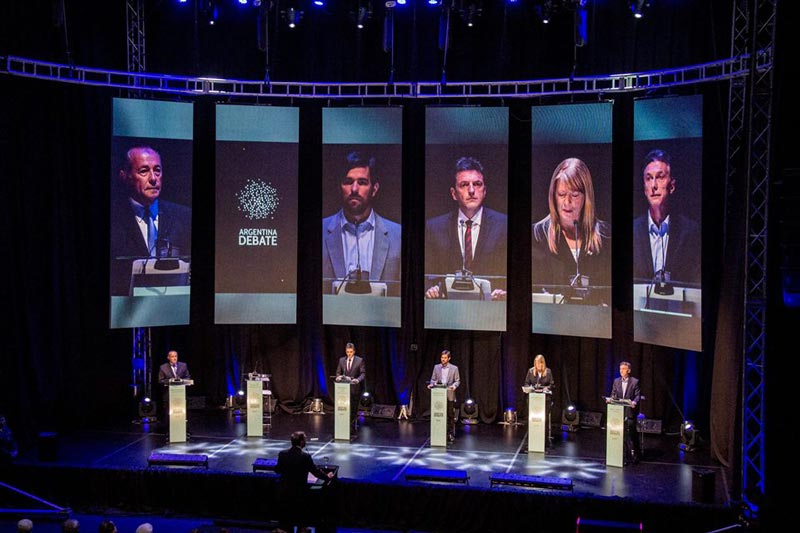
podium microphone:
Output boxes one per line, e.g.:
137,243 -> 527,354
155,232 -> 179,271
652,221 -> 674,295
345,221 -> 371,294
451,220 -> 475,291
569,220 -> 589,300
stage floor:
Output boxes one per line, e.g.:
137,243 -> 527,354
13,406 -> 730,507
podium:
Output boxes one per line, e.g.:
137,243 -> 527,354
167,379 -> 193,443
334,380 -> 353,441
246,379 -> 264,437
526,388 -> 550,453
605,398 -> 632,467
430,385 -> 448,447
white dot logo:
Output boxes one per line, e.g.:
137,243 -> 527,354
237,179 -> 279,220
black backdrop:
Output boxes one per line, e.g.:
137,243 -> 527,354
0,0 -> 767,505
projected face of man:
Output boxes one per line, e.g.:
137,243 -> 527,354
643,160 -> 674,222
340,166 -> 378,224
121,147 -> 162,207
555,178 -> 585,234
450,169 -> 486,220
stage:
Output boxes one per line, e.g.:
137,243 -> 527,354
1,406 -> 741,533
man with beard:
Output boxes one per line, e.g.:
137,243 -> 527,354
322,151 -> 401,295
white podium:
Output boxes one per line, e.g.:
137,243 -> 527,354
334,380 -> 352,441
605,399 -> 631,467
246,379 -> 264,437
430,385 -> 448,447
526,389 -> 550,453
167,379 -> 193,443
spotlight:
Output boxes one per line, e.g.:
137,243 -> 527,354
630,0 -> 647,19
358,392 -> 373,414
680,421 -> 697,451
286,7 -> 303,28
356,6 -> 370,29
314,0 -> 325,6
460,399 -> 478,424
396,0 -> 406,5
537,0 -> 552,24
562,404 -> 579,431
502,407 -> 518,425
310,398 -> 325,414
232,390 -> 247,414
138,397 -> 157,421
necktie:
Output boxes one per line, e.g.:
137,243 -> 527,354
143,207 -> 157,255
347,358 -> 352,373
172,365 -> 177,377
464,220 -> 473,271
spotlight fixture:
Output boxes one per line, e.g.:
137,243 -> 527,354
356,5 -> 371,29
232,390 -> 247,414
461,2 -> 481,28
138,397 -> 157,421
460,398 -> 478,424
286,7 -> 303,28
502,407 -> 518,425
538,0 -> 552,24
562,404 -> 579,431
310,398 -> 325,414
630,0 -> 647,19
358,391 -> 374,414
680,420 -> 697,451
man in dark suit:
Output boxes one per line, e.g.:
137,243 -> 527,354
110,145 -> 192,296
607,361 -> 642,463
322,151 -> 401,296
427,350 -> 461,443
157,350 -> 191,430
633,149 -> 700,286
425,156 -> 507,300
335,342 -> 366,426
274,431 -> 334,533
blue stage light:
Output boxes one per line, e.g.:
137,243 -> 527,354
314,0 -> 325,6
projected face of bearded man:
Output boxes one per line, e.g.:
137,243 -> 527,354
340,165 -> 379,224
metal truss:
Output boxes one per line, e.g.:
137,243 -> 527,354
132,327 -> 152,402
126,0 -> 146,73
728,0 -> 774,520
2,55 -> 750,101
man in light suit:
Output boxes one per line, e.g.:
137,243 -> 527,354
633,149 -> 700,286
335,342 -> 366,427
427,350 -> 460,442
322,151 -> 401,296
607,361 -> 642,463
110,146 -> 192,296
425,156 -> 507,300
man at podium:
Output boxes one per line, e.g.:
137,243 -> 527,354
335,343 -> 366,426
607,361 -> 642,463
158,350 -> 191,384
427,350 -> 460,443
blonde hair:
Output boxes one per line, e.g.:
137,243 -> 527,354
533,354 -> 547,370
546,158 -> 604,256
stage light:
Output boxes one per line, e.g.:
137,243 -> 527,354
428,0 -> 440,6
537,0 -> 552,24
230,390 -> 246,415
396,0 -> 407,5
356,5 -> 370,29
630,0 -> 647,19
314,0 -> 325,6
680,421 -> 697,451
562,404 -> 579,431
238,0 -> 248,5
460,399 -> 478,424
502,407 -> 518,425
138,397 -> 156,421
358,392 -> 373,414
286,7 -> 302,29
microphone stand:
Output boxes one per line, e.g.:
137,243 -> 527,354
653,223 -> 674,295
568,220 -> 589,301
451,219 -> 475,291
345,220 -> 371,294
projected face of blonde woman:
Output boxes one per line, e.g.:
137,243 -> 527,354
555,179 -> 585,234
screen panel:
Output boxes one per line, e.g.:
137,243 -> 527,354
322,107 -> 403,328
424,107 -> 508,332
633,95 -> 703,351
531,102 -> 613,339
215,104 -> 299,324
109,98 -> 193,329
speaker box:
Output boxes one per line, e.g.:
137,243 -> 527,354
579,411 -> 603,428
692,468 -> 716,503
370,404 -> 397,419
638,418 -> 662,434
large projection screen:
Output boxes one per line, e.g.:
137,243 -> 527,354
109,98 -> 193,329
215,105 -> 299,324
633,95 -> 702,352
531,102 -> 613,339
322,108 -> 403,328
424,107 -> 508,332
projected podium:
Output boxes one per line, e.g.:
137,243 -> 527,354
605,398 -> 632,467
246,379 -> 264,437
166,379 -> 194,443
334,378 -> 353,441
525,387 -> 551,453
429,384 -> 449,447
130,258 -> 190,296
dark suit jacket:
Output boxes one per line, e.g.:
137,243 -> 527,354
158,361 -> 191,384
335,355 -> 366,384
275,445 -> 329,496
430,363 -> 460,402
110,197 -> 192,296
633,212 -> 701,285
425,207 -> 507,291
531,217 -> 611,305
524,367 -> 555,389
611,376 -> 641,418
322,210 -> 401,295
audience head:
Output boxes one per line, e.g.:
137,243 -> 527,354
290,430 -> 307,448
135,523 -> 154,533
62,518 -> 80,532
17,518 -> 33,532
98,520 -> 117,533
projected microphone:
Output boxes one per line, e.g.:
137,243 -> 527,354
653,222 -> 674,295
155,230 -> 179,271
451,219 -> 475,291
345,221 -> 371,294
568,220 -> 589,302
